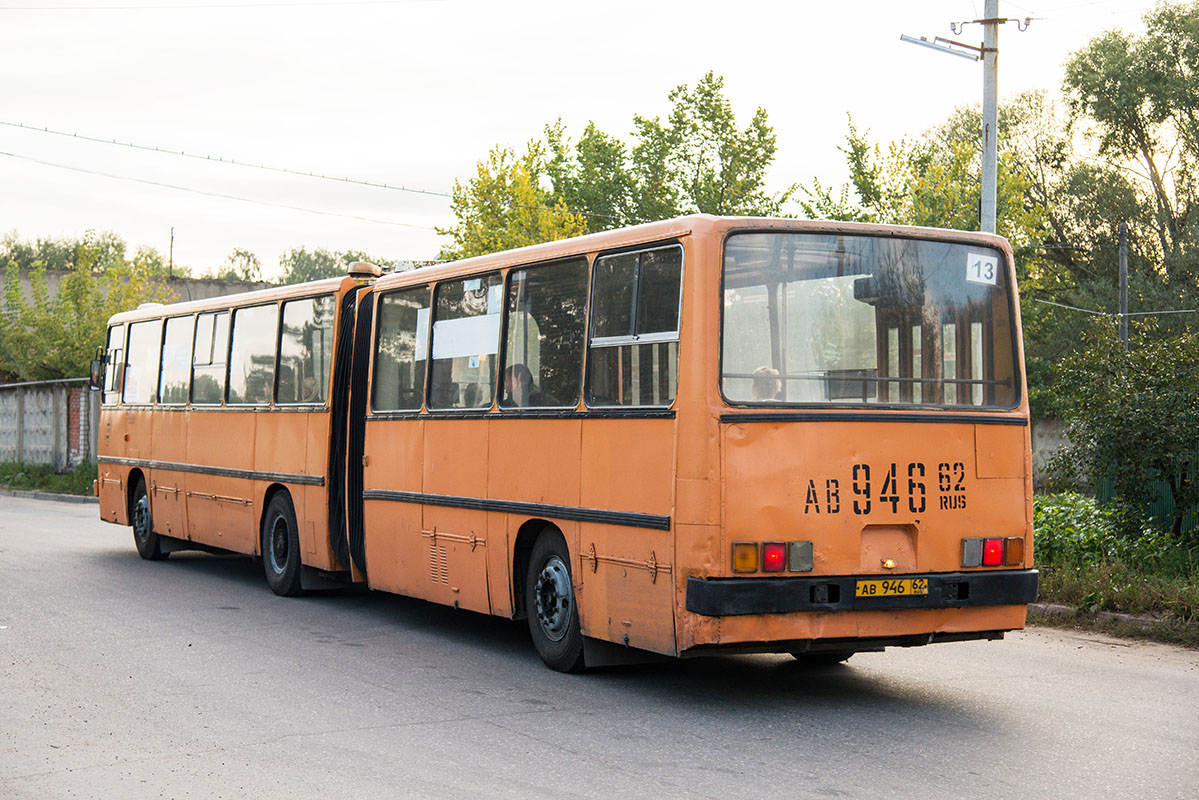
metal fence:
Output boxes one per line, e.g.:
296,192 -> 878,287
0,378 -> 99,470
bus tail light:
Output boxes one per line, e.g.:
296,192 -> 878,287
961,538 -> 983,567
732,542 -> 759,573
1004,537 -> 1024,565
788,541 -> 814,572
982,538 -> 1004,566
762,542 -> 786,572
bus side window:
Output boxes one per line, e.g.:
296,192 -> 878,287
191,311 -> 229,405
158,315 -> 194,405
429,274 -> 502,410
122,319 -> 163,405
586,245 -> 682,407
227,304 -> 278,405
372,286 -> 430,411
501,257 -> 587,409
102,324 -> 125,405
278,294 -> 335,405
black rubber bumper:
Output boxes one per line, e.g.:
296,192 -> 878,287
685,569 -> 1039,617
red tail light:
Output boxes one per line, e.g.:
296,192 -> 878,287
763,542 -> 786,572
982,537 -> 1004,566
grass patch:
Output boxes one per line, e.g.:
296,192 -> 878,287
0,461 -> 96,496
1034,492 -> 1198,647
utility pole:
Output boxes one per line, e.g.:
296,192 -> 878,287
169,227 -> 174,278
901,2 -> 1030,234
980,0 -> 999,234
1119,221 -> 1129,344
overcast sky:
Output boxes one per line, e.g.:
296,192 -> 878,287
0,0 -> 1155,279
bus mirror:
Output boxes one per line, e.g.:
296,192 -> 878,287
89,359 -> 104,391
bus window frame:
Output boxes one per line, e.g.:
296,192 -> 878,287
275,291 -> 337,408
716,228 -> 1023,412
427,271 -> 504,413
102,323 -> 126,406
584,241 -> 685,409
497,255 -> 590,412
158,313 -> 196,407
121,317 -> 164,407
189,308 -> 232,408
369,283 -> 433,415
225,301 -> 281,408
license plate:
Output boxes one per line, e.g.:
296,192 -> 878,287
855,577 -> 929,598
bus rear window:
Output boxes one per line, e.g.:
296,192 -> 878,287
721,233 -> 1018,408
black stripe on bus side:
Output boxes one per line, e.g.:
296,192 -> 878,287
719,412 -> 1028,426
97,456 -> 324,486
361,489 -> 672,531
364,409 -> 677,421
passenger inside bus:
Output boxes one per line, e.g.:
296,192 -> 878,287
751,366 -> 782,401
503,363 -> 557,407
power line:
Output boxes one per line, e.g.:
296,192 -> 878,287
0,1 -> 432,10
0,150 -> 436,229
0,120 -> 452,200
0,119 -> 627,224
1033,297 -> 1197,317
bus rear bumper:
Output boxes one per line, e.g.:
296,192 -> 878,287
684,569 -> 1038,617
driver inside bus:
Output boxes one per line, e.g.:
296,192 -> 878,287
503,363 -> 556,407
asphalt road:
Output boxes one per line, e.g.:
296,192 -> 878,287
1,494 -> 1196,800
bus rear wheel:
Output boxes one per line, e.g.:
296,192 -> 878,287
262,492 -> 303,597
131,478 -> 168,561
525,532 -> 585,673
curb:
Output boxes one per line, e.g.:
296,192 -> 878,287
0,488 -> 99,505
1029,601 -> 1161,629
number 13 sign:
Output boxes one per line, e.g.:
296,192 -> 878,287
966,252 -> 999,286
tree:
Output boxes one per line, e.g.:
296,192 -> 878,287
443,72 -> 792,254
216,248 -> 262,282
1053,319 -> 1199,542
0,234 -> 176,380
1063,3 -> 1199,283
278,246 -> 391,284
437,143 -> 588,260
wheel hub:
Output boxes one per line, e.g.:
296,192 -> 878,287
269,516 -> 289,574
534,555 -> 572,642
133,495 -> 151,543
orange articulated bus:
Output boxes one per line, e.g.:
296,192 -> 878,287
94,215 -> 1037,672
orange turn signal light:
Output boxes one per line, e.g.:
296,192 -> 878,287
1005,537 -> 1025,565
732,542 -> 759,573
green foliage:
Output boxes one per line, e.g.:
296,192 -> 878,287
1051,319 -> 1199,540
0,232 -> 176,380
437,143 -> 588,260
209,247 -> 262,282
0,461 -> 97,495
1033,492 -> 1198,625
443,72 -> 792,257
278,246 -> 393,284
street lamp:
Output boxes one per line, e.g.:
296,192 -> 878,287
901,0 -> 1003,234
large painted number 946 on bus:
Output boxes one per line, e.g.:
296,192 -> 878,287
93,215 -> 1037,672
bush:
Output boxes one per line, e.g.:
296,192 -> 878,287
1034,492 -> 1198,622
0,461 -> 96,495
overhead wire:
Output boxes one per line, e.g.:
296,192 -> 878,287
0,149 -> 436,229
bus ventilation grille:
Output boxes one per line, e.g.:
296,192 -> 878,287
429,545 -> 449,585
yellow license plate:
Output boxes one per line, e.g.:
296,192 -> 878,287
855,578 -> 929,598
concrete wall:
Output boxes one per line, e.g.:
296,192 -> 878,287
1032,417 -> 1069,489
14,269 -> 275,306
0,379 -> 99,470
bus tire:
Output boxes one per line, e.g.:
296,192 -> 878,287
131,478 -> 168,561
262,492 -> 303,597
525,532 -> 585,673
791,651 -> 854,666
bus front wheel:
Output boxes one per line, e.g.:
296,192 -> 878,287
525,532 -> 585,673
262,492 -> 303,597
131,478 -> 168,561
